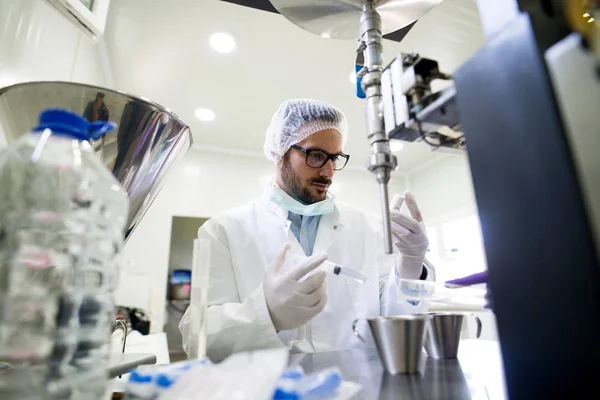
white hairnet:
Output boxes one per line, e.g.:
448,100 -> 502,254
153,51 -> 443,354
264,99 -> 349,163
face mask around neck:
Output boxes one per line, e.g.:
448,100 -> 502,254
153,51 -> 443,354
269,183 -> 334,216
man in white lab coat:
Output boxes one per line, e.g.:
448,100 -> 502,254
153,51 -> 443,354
179,99 -> 430,362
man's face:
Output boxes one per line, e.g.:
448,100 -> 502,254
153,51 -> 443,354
278,128 -> 343,204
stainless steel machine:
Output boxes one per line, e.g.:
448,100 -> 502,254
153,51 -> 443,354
270,0 -> 600,397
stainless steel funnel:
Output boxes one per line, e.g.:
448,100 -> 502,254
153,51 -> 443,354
0,81 -> 193,240
269,0 -> 442,40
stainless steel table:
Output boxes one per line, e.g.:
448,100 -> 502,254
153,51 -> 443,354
289,340 -> 507,400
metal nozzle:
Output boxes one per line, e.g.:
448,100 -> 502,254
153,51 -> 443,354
379,181 -> 394,253
368,146 -> 396,253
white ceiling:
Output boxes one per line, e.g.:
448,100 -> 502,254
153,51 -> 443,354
104,0 -> 485,173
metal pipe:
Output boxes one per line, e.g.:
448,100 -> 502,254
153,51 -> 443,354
359,1 -> 397,253
379,181 -> 394,253
115,319 -> 128,354
114,319 -> 129,378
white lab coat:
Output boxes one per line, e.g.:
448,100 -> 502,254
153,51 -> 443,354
179,192 -> 429,362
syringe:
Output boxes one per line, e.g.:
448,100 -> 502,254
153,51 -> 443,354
321,260 -> 370,284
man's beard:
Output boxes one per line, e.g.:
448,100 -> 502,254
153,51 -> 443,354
281,155 -> 331,205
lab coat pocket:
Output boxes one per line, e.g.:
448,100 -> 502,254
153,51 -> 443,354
346,279 -> 379,318
309,275 -> 360,352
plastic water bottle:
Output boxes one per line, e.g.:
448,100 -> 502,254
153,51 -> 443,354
0,109 -> 129,399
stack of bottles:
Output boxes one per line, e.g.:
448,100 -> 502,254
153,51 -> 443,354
0,109 -> 128,399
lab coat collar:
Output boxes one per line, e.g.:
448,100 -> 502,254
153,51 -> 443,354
262,189 -> 289,222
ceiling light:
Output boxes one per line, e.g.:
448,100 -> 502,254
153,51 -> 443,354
195,108 -> 215,122
390,140 -> 404,153
209,32 -> 236,54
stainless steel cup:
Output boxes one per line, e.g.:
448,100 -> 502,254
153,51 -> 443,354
421,312 -> 482,359
353,316 -> 428,375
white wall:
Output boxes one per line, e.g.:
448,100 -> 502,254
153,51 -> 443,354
118,148 -> 407,332
0,0 -> 113,89
0,0 -> 113,148
408,154 -> 479,225
408,153 -> 487,278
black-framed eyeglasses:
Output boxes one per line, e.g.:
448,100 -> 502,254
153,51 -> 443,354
291,145 -> 350,171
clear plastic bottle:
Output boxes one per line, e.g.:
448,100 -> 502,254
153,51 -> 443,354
0,109 -> 128,399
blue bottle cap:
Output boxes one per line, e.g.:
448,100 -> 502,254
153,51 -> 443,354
33,108 -> 116,141
129,369 -> 153,384
156,373 -> 175,389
